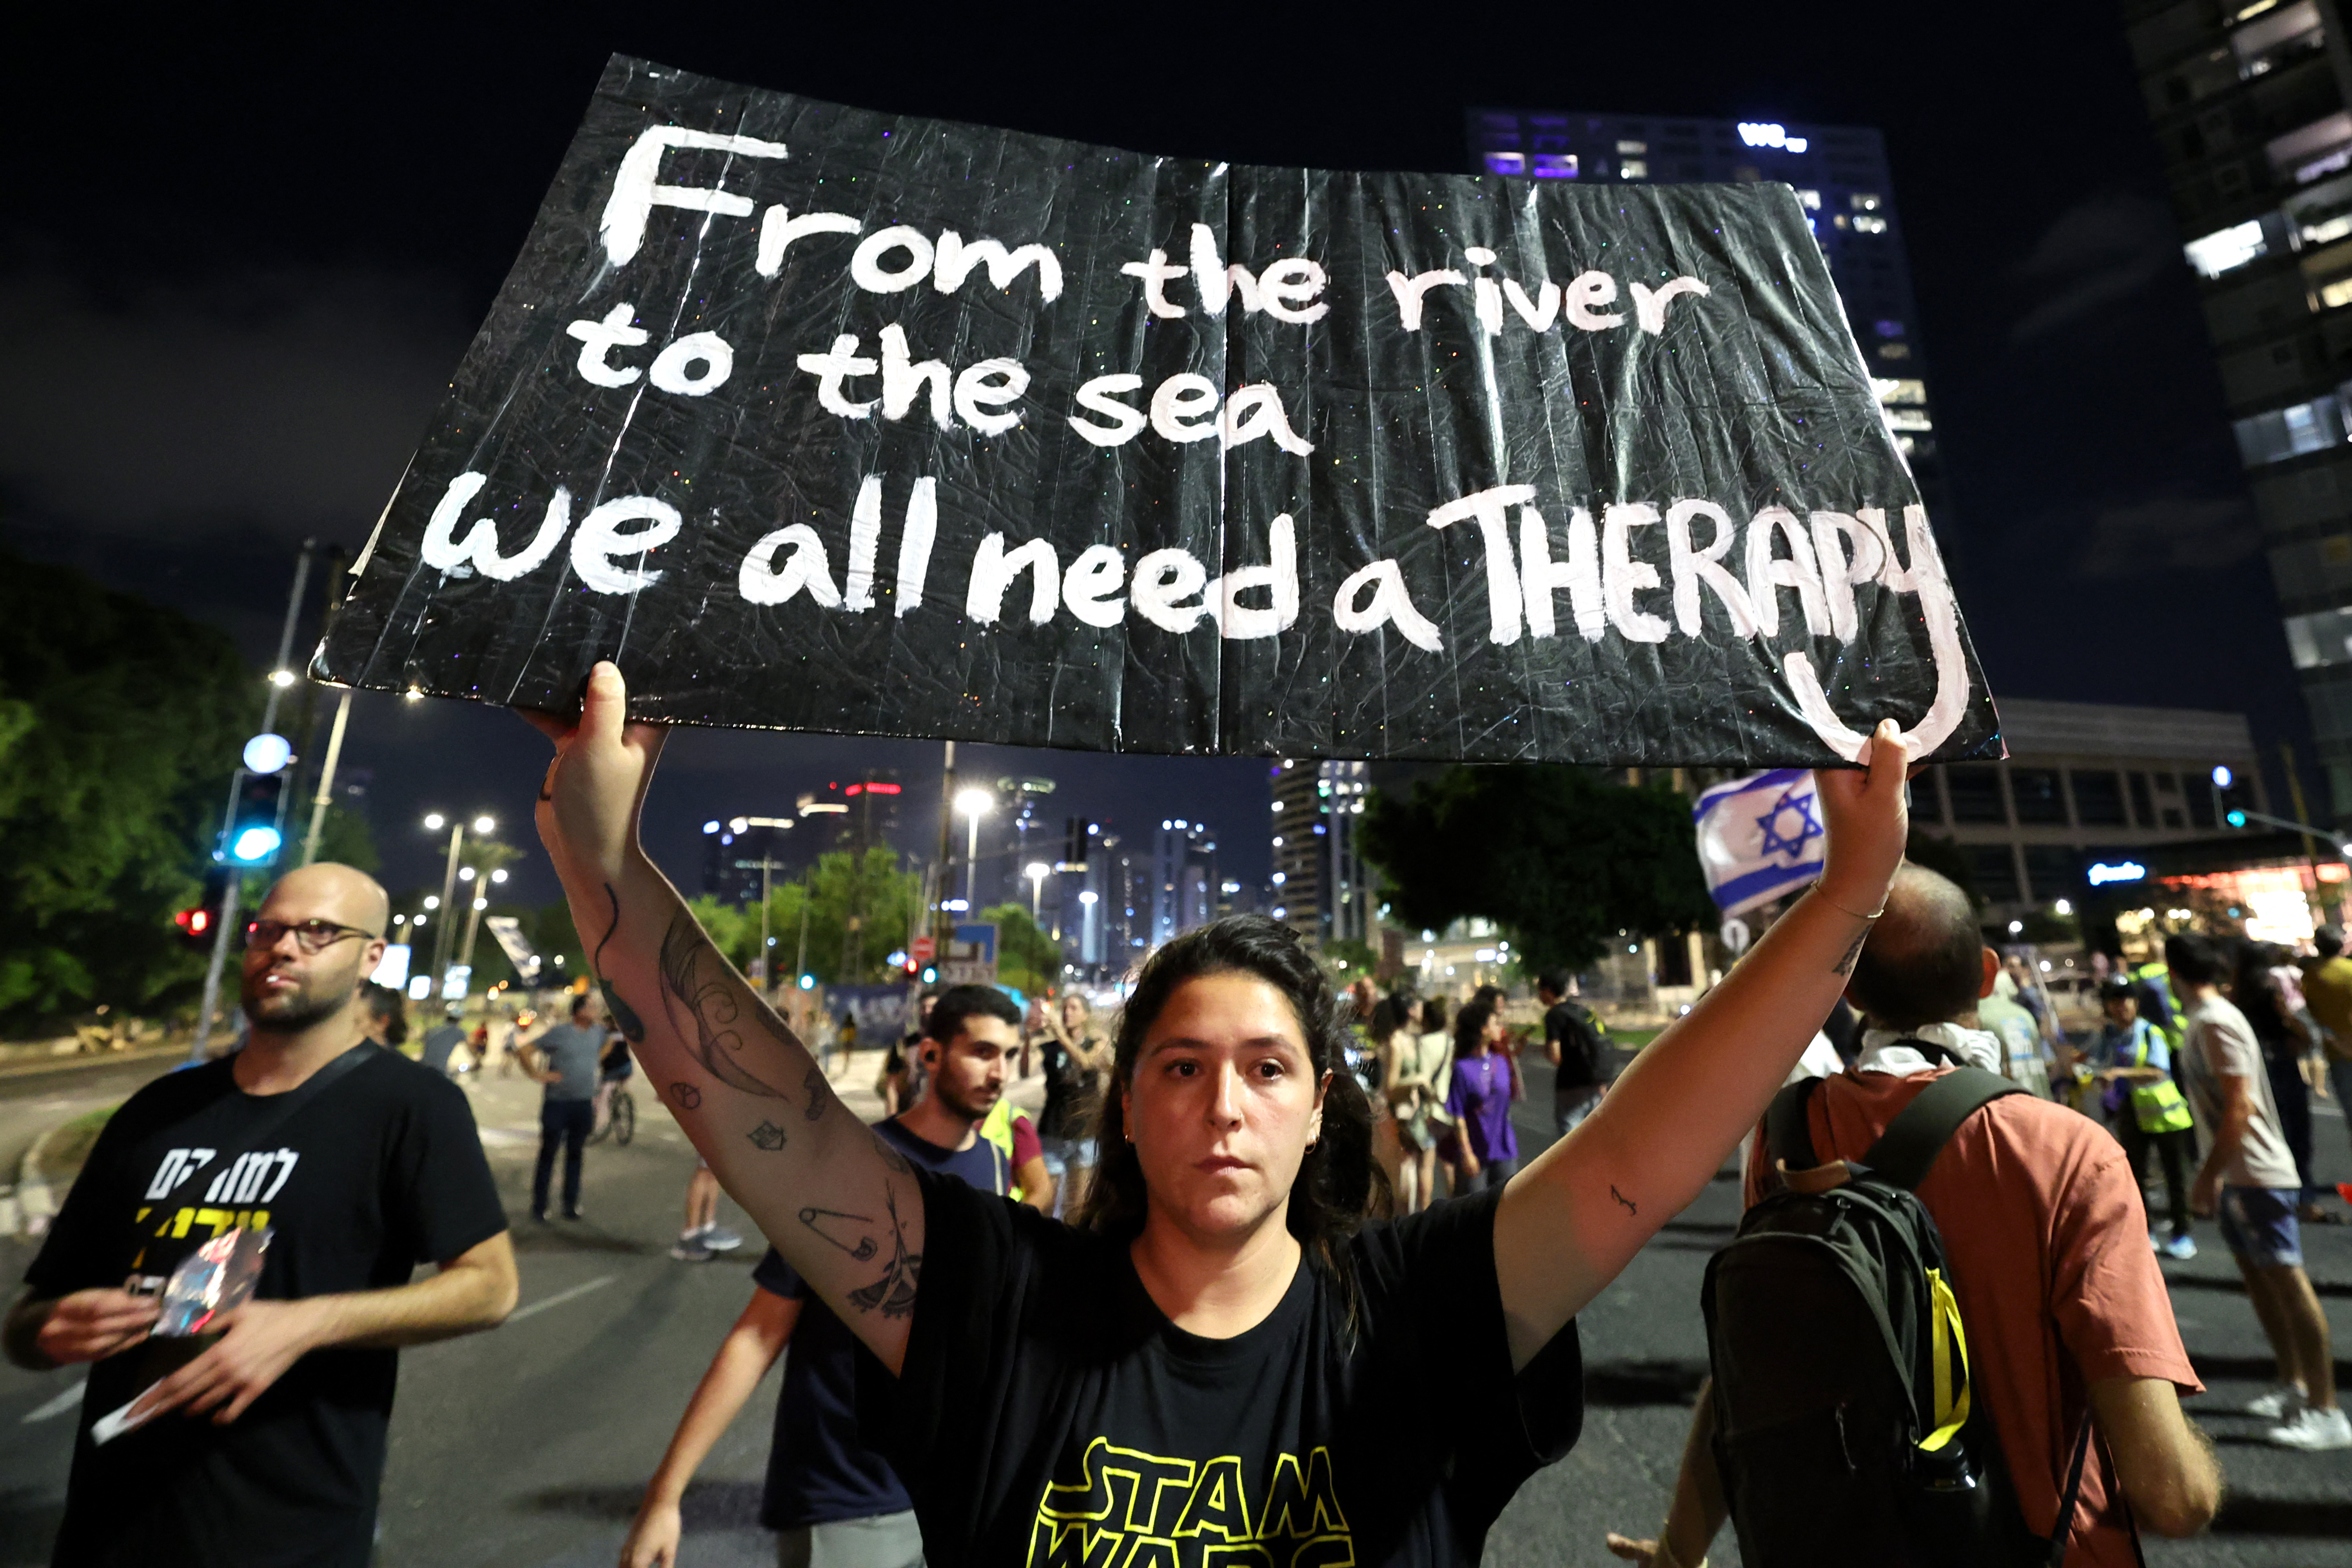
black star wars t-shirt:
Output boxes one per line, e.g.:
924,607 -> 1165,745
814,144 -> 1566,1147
862,1173 -> 1582,1568
24,1045 -> 508,1568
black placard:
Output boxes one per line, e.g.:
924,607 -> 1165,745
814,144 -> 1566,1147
317,56 -> 2000,765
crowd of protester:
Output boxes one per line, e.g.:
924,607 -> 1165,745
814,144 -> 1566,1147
11,675 -> 2346,1565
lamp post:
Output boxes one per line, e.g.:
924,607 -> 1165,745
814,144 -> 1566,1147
955,787 -> 993,912
1024,861 -> 1051,919
424,813 -> 495,998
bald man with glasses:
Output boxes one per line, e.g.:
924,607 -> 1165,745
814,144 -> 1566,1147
6,863 -> 517,1568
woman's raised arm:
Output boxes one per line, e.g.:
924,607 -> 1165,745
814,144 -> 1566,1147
1492,720 -> 1913,1367
524,664 -> 924,1373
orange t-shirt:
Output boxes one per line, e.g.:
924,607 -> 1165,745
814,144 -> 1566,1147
1742,1067 -> 2201,1567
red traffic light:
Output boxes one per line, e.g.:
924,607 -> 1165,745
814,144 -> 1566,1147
173,906 -> 217,951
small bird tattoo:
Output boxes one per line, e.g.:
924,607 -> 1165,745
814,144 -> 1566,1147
1610,1184 -> 1638,1216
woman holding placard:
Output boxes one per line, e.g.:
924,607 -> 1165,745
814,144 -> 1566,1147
524,662 -> 1911,1568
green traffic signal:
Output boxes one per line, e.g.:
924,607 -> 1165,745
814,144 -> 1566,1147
2227,809 -> 2247,828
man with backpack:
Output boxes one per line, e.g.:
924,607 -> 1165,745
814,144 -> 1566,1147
1607,864 -> 2216,1568
1538,968 -> 1611,1135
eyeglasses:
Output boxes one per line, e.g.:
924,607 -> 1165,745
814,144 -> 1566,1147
243,918 -> 383,954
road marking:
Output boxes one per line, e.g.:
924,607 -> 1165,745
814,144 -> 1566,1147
506,1275 -> 615,1323
21,1379 -> 85,1424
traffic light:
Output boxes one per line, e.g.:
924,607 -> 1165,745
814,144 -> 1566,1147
2227,809 -> 2248,828
225,771 -> 287,865
172,904 -> 214,949
174,867 -> 233,950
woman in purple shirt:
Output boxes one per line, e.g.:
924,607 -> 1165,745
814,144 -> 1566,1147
1446,998 -> 1520,1192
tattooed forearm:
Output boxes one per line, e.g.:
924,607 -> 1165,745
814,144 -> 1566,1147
803,1066 -> 828,1119
797,1193 -> 920,1316
593,884 -> 648,1041
658,908 -> 794,1098
870,1132 -> 912,1176
799,1207 -> 880,1261
669,1082 -> 701,1109
1610,1183 -> 1638,1216
748,1120 -> 789,1151
1831,927 -> 1870,977
842,1190 -> 921,1318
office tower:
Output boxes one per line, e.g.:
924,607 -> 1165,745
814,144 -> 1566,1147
701,816 -> 798,905
2123,0 -> 2352,811
1464,109 -> 1945,518
1151,818 -> 1219,945
1270,759 -> 1374,953
794,770 -> 905,860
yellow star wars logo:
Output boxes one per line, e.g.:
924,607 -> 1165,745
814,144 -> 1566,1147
1027,1437 -> 1352,1568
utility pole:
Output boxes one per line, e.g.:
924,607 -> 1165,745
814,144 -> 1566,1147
191,539 -> 318,1063
428,818 -> 468,995
935,740 -> 956,951
301,691 -> 354,865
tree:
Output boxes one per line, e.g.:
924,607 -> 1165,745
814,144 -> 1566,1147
979,902 -> 1062,996
0,551 -> 254,1028
1361,764 -> 1715,973
695,849 -> 925,987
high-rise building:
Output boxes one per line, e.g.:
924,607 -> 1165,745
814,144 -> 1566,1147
1464,109 -> 1944,518
701,816 -> 799,906
993,775 -> 1058,914
795,770 -> 905,860
2122,0 -> 2352,812
1151,818 -> 1219,945
1270,759 -> 1375,953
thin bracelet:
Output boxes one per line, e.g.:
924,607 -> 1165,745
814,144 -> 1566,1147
1810,880 -> 1886,921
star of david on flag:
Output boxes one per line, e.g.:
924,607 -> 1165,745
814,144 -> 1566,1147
1692,768 -> 1828,915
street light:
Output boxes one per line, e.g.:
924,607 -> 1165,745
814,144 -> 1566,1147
1024,861 -> 1051,917
955,788 -> 993,910
424,811 -> 497,1000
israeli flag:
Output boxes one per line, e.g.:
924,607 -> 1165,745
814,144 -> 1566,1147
1693,769 -> 1828,915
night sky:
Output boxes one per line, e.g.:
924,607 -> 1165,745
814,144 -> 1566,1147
0,4 -> 2288,909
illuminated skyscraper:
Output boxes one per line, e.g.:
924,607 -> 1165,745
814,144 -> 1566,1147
1270,759 -> 1373,953
1464,109 -> 1944,518
2122,0 -> 2352,812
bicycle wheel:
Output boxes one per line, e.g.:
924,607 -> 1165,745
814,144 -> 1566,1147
612,1089 -> 636,1146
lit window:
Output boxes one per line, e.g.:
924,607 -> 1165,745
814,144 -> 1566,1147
1484,151 -> 1526,176
1871,378 -> 1928,405
2234,393 -> 2349,464
1878,343 -> 1912,360
1797,188 -> 1822,210
2186,222 -> 2272,286
1616,140 -> 1648,155
1532,152 -> 1578,178
1854,214 -> 1888,234
1850,192 -> 1882,211
2269,110 -> 2352,186
1620,160 -> 1648,179
2232,0 -> 2323,79
2285,604 -> 2352,668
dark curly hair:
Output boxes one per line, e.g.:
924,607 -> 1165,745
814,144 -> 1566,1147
1074,916 -> 1390,1281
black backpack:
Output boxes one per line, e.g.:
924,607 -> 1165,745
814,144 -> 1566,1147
1703,1065 -> 2102,1568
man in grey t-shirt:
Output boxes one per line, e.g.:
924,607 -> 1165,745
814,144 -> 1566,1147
526,996 -> 608,1221
419,1005 -> 468,1076
2170,933 -> 2348,1451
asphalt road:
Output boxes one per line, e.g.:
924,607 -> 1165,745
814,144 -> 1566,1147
2,1047 -> 2348,1566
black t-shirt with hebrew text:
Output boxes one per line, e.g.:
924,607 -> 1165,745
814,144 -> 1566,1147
24,1046 -> 508,1568
861,1172 -> 1583,1568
